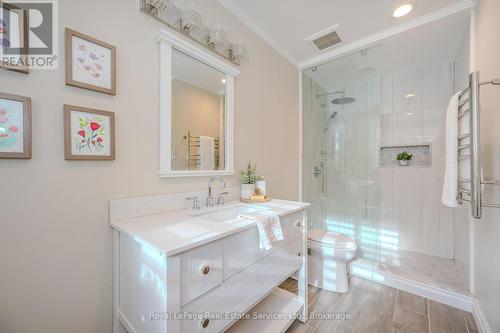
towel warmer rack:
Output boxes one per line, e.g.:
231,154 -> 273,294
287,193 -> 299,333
185,131 -> 220,170
457,71 -> 500,217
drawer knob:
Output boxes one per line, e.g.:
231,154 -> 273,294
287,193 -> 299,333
201,318 -> 210,328
201,265 -> 210,275
297,251 -> 302,257
295,221 -> 302,228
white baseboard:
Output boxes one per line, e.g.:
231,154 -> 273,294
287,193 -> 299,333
349,261 -> 473,312
472,298 -> 493,333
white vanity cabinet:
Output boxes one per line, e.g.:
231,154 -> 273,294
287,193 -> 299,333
111,200 -> 309,333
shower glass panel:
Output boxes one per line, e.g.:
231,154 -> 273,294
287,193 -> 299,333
302,46 -> 385,263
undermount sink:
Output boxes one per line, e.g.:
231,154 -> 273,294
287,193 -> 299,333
193,204 -> 268,223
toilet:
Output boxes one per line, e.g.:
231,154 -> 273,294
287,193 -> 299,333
308,228 -> 358,293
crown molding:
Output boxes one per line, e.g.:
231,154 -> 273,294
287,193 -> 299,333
299,0 -> 476,69
216,0 -> 299,66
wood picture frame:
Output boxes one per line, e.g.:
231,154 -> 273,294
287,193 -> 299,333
0,92 -> 31,159
65,28 -> 116,95
64,105 -> 115,160
0,2 -> 29,74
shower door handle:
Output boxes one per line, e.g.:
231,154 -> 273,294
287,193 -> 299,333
313,166 -> 322,177
313,163 -> 325,193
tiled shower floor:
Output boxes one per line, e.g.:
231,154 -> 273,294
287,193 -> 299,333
348,249 -> 470,295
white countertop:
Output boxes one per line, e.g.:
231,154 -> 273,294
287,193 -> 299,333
111,199 -> 310,256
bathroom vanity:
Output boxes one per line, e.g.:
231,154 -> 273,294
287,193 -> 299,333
110,191 -> 309,333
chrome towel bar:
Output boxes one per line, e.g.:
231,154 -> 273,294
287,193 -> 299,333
457,71 -> 500,218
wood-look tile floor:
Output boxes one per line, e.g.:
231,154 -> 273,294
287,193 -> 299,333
280,277 -> 478,333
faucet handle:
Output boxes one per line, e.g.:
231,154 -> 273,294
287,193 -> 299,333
217,191 -> 229,206
186,196 -> 200,210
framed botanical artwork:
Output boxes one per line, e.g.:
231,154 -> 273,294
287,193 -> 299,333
64,105 -> 115,160
0,2 -> 29,74
0,92 -> 31,159
65,28 -> 116,95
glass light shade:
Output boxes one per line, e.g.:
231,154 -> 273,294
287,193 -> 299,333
208,28 -> 227,48
181,9 -> 202,34
230,43 -> 246,61
144,0 -> 169,16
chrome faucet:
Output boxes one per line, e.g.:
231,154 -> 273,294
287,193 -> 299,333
207,176 -> 226,207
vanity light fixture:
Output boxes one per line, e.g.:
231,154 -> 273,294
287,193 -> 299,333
140,1 -> 246,65
393,4 -> 413,18
405,93 -> 416,98
221,78 -> 226,84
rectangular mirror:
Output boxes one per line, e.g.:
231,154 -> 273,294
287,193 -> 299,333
157,29 -> 239,177
171,49 -> 226,171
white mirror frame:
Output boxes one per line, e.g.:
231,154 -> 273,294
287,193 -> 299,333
156,29 -> 240,177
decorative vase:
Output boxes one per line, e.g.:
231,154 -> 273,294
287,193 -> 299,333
255,180 -> 267,196
241,183 -> 255,199
399,160 -> 409,166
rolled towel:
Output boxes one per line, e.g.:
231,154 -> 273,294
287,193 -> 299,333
239,210 -> 283,250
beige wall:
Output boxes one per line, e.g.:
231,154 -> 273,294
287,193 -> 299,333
473,0 -> 500,331
0,0 -> 299,332
171,79 -> 222,170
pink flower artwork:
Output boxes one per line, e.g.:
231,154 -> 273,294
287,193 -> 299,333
72,114 -> 107,154
72,35 -> 111,91
0,102 -> 23,153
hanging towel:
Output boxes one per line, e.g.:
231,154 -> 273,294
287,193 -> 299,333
239,210 -> 284,250
442,92 -> 460,207
199,136 -> 214,170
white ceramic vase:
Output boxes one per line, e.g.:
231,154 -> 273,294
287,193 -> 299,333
255,180 -> 267,196
241,183 -> 255,199
399,160 -> 409,166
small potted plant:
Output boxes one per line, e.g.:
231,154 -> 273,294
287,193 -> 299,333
239,161 -> 257,199
396,151 -> 413,166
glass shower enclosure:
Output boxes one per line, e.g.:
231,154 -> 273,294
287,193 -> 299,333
302,46 -> 389,264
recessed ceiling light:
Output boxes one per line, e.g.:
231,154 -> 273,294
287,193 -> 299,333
393,4 -> 413,18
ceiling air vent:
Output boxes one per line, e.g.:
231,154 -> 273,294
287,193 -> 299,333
312,31 -> 342,51
305,24 -> 342,52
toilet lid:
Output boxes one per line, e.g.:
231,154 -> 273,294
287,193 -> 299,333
308,228 -> 357,249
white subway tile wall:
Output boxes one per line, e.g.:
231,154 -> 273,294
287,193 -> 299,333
378,61 -> 455,258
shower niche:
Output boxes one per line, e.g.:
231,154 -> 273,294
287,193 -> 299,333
379,144 -> 432,168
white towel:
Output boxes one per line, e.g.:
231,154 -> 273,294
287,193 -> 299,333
199,136 -> 214,170
442,92 -> 460,207
239,211 -> 284,250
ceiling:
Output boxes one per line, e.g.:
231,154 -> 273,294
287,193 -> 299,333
304,10 -> 470,92
217,0 -> 474,66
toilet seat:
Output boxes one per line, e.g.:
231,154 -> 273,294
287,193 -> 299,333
308,228 -> 357,250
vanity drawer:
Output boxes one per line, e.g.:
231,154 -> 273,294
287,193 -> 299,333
181,237 -> 303,333
180,240 -> 223,306
222,210 -> 304,280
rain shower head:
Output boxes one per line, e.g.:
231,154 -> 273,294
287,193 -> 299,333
331,97 -> 356,105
